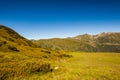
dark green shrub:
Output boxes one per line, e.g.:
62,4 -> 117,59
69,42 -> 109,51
41,50 -> 51,54
8,45 -> 19,52
0,41 -> 7,47
58,54 -> 72,58
9,38 -> 14,42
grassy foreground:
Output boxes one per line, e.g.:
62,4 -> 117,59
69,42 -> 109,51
28,52 -> 120,80
0,52 -> 120,80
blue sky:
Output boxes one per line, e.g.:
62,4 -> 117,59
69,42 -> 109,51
0,0 -> 120,39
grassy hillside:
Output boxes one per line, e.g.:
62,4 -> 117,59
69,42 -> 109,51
0,25 -> 71,80
0,50 -> 71,80
33,32 -> 120,52
0,25 -> 37,52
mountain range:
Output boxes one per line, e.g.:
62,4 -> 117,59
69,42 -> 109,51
32,32 -> 120,52
0,25 -> 120,53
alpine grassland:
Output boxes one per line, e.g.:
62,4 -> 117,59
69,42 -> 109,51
0,50 -> 71,80
1,52 -> 119,80
26,52 -> 120,80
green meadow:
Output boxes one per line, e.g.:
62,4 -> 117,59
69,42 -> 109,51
1,52 -> 120,80
29,52 -> 120,80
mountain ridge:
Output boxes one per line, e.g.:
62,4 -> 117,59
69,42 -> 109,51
33,32 -> 120,52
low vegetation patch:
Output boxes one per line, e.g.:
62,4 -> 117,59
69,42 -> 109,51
0,50 -> 72,80
0,52 -> 52,80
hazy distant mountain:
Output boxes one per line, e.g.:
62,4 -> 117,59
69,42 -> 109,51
33,32 -> 120,52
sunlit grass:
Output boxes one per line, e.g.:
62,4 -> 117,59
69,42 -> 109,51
27,52 -> 120,80
0,50 -> 71,80
0,52 -> 120,80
